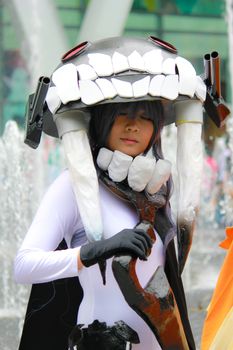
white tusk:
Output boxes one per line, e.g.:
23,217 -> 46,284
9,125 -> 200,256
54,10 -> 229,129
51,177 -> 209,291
54,112 -> 103,242
175,100 -> 203,221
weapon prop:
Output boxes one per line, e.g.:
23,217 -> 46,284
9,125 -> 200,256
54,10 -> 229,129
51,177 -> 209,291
203,51 -> 230,128
24,76 -> 50,149
100,173 -> 189,349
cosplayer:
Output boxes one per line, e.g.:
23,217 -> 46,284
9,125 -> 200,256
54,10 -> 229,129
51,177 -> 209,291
14,36 -> 229,350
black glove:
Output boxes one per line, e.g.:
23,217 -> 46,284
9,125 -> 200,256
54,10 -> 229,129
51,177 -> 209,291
80,228 -> 152,267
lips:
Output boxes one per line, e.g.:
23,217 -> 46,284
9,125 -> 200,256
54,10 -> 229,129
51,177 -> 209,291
120,138 -> 138,144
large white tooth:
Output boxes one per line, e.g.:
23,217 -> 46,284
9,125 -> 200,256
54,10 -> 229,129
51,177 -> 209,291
108,151 -> 132,182
195,76 -> 207,102
161,75 -> 179,100
96,78 -> 117,99
52,63 -> 80,104
176,56 -> 197,97
88,53 -> 113,76
128,50 -> 145,71
76,64 -> 98,80
96,148 -> 113,171
111,78 -> 133,97
128,156 -> 155,192
149,75 -> 165,96
112,52 -> 129,73
162,58 -> 176,75
79,80 -> 104,105
46,86 -> 61,113
132,76 -> 150,98
143,49 -> 163,74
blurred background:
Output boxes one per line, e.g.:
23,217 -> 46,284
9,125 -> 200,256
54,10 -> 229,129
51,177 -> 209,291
0,0 -> 232,349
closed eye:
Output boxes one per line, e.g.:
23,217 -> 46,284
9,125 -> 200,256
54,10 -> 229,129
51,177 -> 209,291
140,114 -> 151,120
118,111 -> 128,115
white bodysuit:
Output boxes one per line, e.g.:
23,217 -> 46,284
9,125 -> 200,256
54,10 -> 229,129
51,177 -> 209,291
15,170 -> 165,349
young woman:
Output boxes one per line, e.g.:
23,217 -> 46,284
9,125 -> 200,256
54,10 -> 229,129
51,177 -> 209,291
15,100 -> 195,349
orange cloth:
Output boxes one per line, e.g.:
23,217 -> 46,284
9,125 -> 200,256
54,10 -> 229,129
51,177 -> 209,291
210,307 -> 233,350
201,227 -> 233,350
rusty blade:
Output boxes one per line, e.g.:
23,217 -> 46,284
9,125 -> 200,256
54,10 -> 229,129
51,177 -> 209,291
112,258 -> 189,349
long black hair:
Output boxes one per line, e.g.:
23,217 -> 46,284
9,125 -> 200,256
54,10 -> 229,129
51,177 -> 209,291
89,100 -> 164,160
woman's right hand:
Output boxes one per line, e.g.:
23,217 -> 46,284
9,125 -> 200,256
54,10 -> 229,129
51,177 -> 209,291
80,228 -> 153,267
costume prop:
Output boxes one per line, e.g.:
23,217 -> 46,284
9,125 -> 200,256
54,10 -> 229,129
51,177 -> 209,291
68,320 -> 140,350
100,171 -> 189,349
203,51 -> 230,128
21,36 -> 230,349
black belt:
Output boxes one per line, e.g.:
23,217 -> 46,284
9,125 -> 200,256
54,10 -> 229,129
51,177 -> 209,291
68,319 -> 140,350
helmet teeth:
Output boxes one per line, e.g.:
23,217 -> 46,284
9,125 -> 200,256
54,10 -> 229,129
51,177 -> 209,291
149,75 -> 165,97
176,56 -> 197,97
112,51 -> 129,73
162,57 -> 176,75
160,75 -> 179,100
95,78 -> 117,99
128,50 -> 145,71
88,53 -> 114,76
111,78 -> 133,98
79,80 -> 104,105
143,49 -> 163,74
46,47 -> 207,113
132,76 -> 150,98
52,63 -> 80,104
76,63 -> 98,80
46,86 -> 61,114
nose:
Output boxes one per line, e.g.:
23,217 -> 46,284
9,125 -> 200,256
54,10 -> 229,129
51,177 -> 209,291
125,119 -> 139,132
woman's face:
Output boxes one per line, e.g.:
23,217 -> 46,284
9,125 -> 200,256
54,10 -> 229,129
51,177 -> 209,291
107,108 -> 154,157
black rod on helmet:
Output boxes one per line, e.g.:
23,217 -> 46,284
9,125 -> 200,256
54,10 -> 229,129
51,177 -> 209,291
24,76 -> 50,149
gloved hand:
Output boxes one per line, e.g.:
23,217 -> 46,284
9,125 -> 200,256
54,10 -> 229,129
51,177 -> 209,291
80,228 -> 152,267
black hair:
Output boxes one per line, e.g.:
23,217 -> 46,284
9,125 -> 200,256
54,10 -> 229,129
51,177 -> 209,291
89,100 -> 164,160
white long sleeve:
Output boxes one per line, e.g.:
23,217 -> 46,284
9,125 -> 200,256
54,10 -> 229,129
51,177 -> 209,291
14,170 -> 86,284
